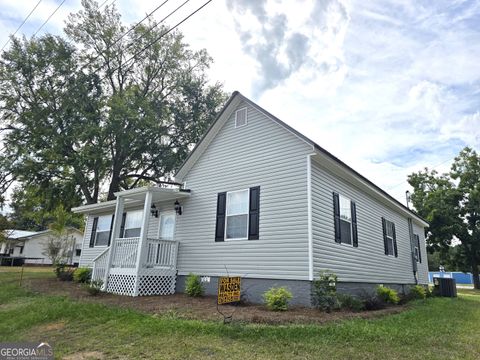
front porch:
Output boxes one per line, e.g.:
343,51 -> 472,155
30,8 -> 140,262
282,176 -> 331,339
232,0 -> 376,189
90,186 -> 189,296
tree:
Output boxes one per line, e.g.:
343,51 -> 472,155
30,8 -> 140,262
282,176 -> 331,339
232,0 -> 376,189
408,147 -> 480,289
42,205 -> 77,264
0,0 -> 226,207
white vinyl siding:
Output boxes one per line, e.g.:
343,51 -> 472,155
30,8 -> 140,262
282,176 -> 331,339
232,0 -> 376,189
175,100 -> 312,280
311,157 -> 428,284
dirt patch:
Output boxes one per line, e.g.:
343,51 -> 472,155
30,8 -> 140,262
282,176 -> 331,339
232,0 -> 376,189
24,277 -> 407,325
37,321 -> 66,332
63,351 -> 105,360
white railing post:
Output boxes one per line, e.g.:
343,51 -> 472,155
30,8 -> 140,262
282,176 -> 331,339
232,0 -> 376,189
103,196 -> 125,290
133,190 -> 153,296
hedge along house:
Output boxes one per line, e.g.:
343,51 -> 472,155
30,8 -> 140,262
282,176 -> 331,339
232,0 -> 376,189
72,91 -> 429,305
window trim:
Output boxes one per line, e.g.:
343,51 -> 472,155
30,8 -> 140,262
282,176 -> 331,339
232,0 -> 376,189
338,194 -> 354,246
94,215 -> 113,247
235,107 -> 248,128
224,188 -> 250,241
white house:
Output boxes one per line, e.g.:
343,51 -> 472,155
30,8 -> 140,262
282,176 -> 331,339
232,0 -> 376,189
1,228 -> 84,265
72,91 -> 428,305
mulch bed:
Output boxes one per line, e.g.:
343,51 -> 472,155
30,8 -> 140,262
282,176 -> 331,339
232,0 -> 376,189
23,277 -> 407,325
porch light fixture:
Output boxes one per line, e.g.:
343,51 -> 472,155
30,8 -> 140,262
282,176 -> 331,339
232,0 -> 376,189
174,200 -> 182,215
150,203 -> 159,218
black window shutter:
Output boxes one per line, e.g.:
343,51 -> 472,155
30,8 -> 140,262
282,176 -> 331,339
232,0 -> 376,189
89,217 -> 98,248
215,192 -> 227,242
351,201 -> 358,247
248,186 -> 260,240
381,217 -> 388,255
119,213 -> 127,238
416,235 -> 422,263
392,222 -> 398,257
108,215 -> 115,246
333,192 -> 341,243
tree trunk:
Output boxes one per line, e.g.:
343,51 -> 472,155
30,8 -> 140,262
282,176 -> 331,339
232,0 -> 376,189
472,263 -> 480,290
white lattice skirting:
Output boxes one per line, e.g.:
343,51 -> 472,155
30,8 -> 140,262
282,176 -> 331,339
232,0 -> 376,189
106,269 -> 177,296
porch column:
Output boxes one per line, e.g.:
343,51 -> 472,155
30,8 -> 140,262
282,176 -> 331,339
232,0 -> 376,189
133,190 -> 153,296
103,195 -> 125,289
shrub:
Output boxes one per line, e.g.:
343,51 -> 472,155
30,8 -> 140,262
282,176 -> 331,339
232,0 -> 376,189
54,263 -> 74,281
409,285 -> 427,300
338,294 -> 365,312
376,285 -> 399,305
361,293 -> 386,311
84,280 -> 103,296
185,273 -> 204,297
73,268 -> 92,283
312,271 -> 339,312
263,286 -> 293,311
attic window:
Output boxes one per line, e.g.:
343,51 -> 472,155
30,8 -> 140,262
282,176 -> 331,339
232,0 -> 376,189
235,108 -> 247,128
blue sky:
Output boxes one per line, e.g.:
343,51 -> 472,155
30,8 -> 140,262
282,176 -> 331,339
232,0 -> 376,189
1,0 -> 479,204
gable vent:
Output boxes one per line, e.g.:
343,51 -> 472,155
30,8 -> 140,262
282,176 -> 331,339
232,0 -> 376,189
235,108 -> 247,128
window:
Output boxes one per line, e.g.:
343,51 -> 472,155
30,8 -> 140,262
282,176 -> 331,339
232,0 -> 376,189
339,195 -> 352,245
75,248 -> 82,257
414,234 -> 422,263
95,215 -> 113,246
225,189 -> 249,240
333,192 -> 358,247
123,210 -> 143,238
235,108 -> 247,128
384,219 -> 395,256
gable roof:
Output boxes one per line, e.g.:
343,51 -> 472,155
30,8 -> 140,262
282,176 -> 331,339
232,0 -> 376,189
4,228 -> 83,241
175,91 -> 428,227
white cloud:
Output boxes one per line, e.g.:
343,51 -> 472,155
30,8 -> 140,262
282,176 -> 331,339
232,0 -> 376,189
0,0 -> 479,206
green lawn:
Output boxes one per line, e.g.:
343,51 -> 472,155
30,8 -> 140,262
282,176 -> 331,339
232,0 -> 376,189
1,268 -> 479,359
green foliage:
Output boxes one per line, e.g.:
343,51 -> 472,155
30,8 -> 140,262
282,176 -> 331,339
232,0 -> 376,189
410,285 -> 427,300
376,285 -> 400,304
337,294 -> 365,312
408,146 -> 480,289
263,286 -> 293,311
361,292 -> 387,311
185,273 -> 203,297
53,263 -> 74,281
73,268 -> 92,283
312,271 -> 339,312
84,280 -> 103,296
0,0 -> 227,211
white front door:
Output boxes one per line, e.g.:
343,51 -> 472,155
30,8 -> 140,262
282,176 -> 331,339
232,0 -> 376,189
158,212 -> 176,240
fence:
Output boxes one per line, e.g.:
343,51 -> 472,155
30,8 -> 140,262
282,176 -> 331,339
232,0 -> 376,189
429,271 -> 477,285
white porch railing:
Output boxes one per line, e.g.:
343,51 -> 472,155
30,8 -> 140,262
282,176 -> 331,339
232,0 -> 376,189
145,238 -> 179,269
111,237 -> 139,268
91,247 -> 110,286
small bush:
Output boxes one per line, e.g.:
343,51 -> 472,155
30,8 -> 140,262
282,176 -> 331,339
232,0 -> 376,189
376,285 -> 400,305
73,268 -> 92,283
263,286 -> 293,311
360,292 -> 386,311
185,273 -> 204,297
84,280 -> 103,296
409,285 -> 427,300
338,294 -> 365,312
54,263 -> 74,281
312,270 -> 339,312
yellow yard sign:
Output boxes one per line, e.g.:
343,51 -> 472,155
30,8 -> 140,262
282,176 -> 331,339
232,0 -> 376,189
217,276 -> 241,304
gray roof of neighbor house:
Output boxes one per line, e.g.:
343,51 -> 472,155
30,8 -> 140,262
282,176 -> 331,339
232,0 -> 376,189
3,230 -> 38,239
175,91 -> 428,226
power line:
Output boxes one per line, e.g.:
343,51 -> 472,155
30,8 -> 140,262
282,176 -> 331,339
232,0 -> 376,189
78,0 -> 172,74
104,0 -> 213,81
386,156 -> 455,191
1,0 -> 43,52
32,0 -> 67,37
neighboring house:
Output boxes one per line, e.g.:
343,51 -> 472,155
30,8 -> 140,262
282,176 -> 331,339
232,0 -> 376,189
72,91 -> 429,306
0,228 -> 84,265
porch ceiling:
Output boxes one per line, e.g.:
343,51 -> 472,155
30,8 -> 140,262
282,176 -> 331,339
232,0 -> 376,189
72,186 -> 190,214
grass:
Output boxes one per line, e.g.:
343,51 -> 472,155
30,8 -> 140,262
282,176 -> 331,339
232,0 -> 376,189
1,268 -> 480,359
